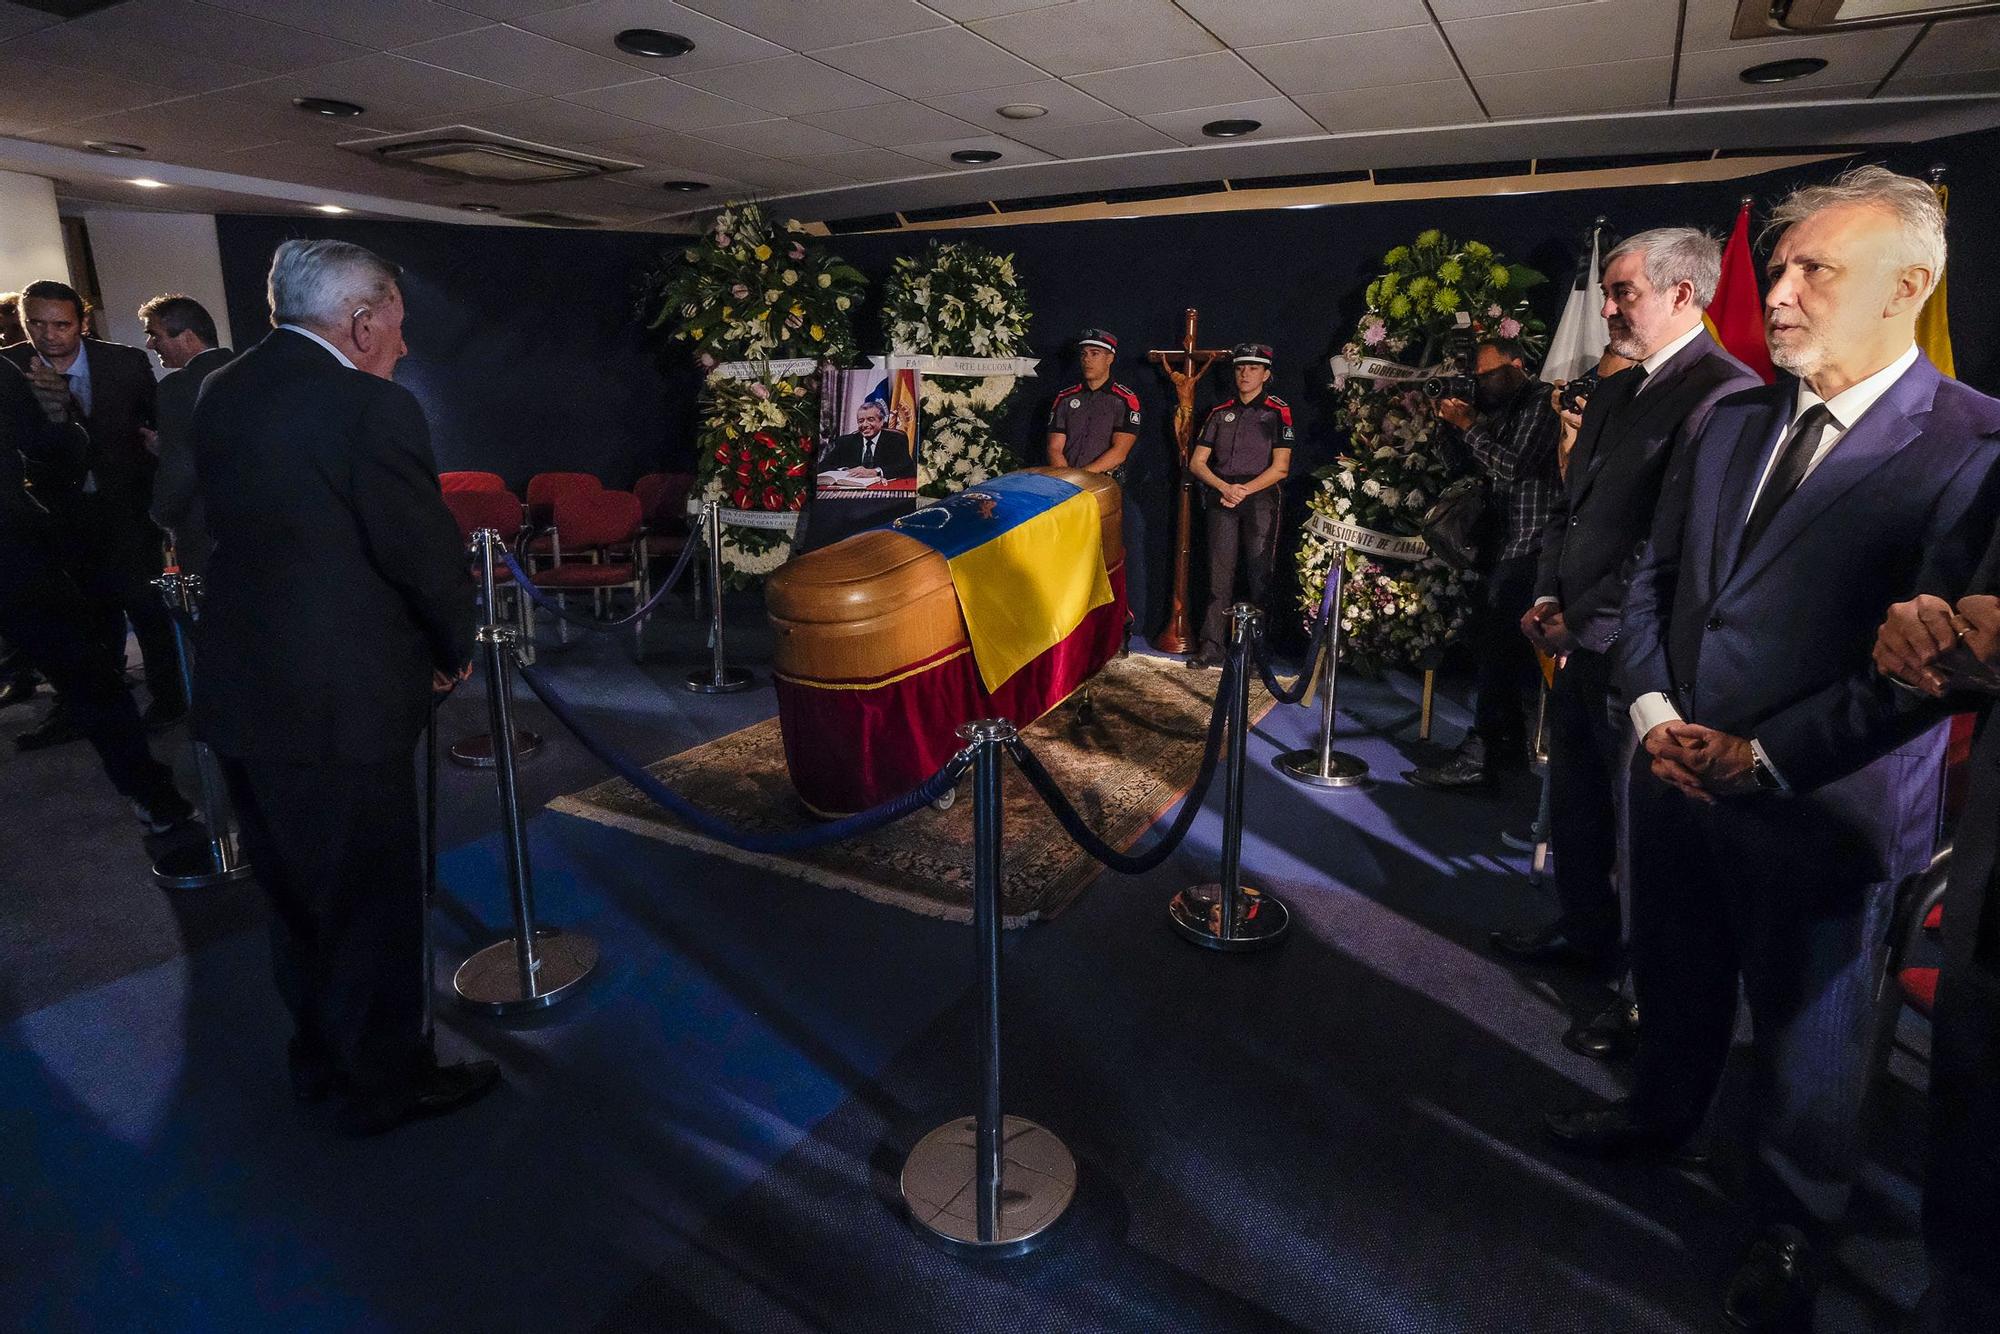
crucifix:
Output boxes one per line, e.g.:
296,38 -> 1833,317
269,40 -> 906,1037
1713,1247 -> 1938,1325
1147,308 -> 1232,655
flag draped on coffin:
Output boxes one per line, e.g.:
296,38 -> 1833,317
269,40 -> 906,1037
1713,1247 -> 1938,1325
1704,201 -> 1776,384
1542,228 -> 1609,384
1917,181 -> 1955,378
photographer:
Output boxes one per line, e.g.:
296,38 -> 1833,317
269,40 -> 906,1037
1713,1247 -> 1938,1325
1407,337 -> 1561,789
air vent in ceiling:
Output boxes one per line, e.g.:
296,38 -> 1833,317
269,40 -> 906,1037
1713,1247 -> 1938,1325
1735,0 -> 2000,36
340,127 -> 636,183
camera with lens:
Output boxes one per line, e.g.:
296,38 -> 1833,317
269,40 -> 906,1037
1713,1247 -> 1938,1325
1557,369 -> 1600,413
1423,373 -> 1478,403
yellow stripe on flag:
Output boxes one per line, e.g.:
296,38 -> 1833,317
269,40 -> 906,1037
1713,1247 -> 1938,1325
1917,182 -> 1955,380
946,490 -> 1113,692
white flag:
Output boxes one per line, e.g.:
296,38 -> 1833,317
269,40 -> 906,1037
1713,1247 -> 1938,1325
1541,231 -> 1609,384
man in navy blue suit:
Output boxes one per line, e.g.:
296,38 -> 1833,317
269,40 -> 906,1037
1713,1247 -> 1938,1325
1543,166 -> 2000,1331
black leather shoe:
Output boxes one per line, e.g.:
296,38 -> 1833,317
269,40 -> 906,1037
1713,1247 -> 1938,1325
1490,922 -> 1620,976
1723,1226 -> 1817,1331
141,697 -> 187,732
1543,1099 -> 1688,1160
1405,751 -> 1491,789
337,1059 -> 501,1137
15,706 -> 81,751
1563,999 -> 1641,1062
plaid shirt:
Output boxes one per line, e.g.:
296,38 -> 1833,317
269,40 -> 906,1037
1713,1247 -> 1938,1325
1457,381 -> 1563,561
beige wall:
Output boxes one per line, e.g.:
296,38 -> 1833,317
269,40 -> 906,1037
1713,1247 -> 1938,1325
74,209 -> 234,359
0,169 -> 67,299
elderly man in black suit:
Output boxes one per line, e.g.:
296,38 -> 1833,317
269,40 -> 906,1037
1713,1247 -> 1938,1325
1496,229 -> 1761,1039
6,281 -> 183,740
140,294 -> 233,577
1545,166 -> 2000,1332
193,238 -> 494,1137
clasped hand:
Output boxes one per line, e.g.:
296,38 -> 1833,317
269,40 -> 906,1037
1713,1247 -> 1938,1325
1872,593 -> 2000,696
1642,721 -> 1758,804
1215,481 -> 1250,508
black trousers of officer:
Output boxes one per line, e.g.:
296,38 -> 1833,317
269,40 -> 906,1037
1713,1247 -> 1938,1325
1546,646 -> 1630,957
221,747 -> 428,1091
49,491 -> 181,707
0,510 -> 181,810
1199,484 -> 1280,654
1468,551 -> 1540,761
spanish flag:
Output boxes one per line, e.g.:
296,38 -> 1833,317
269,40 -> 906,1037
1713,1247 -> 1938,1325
887,473 -> 1113,691
1704,199 -> 1776,384
1917,180 -> 1955,379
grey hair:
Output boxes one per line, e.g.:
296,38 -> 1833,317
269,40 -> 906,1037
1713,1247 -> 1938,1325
1764,164 -> 1947,295
1603,227 -> 1724,307
267,238 -> 401,330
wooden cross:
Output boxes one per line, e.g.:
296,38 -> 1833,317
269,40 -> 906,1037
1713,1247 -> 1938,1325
1146,308 -> 1233,655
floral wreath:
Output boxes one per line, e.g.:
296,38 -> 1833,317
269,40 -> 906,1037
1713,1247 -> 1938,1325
1296,229 -> 1546,671
879,241 -> 1032,498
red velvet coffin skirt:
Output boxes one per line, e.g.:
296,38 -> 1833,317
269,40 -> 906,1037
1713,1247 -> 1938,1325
766,468 -> 1127,816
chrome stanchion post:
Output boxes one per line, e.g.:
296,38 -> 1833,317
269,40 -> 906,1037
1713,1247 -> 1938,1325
150,572 -> 253,890
902,719 -> 1075,1255
448,528 -> 542,769
684,499 -> 752,694
1274,545 -> 1368,788
1170,605 -> 1291,951
453,530 -> 598,1014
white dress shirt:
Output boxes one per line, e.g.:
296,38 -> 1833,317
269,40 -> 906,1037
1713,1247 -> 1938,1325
1631,319 -> 1705,394
277,323 -> 358,371
1628,343 -> 1923,788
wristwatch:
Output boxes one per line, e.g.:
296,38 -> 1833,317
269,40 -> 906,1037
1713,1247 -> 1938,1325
1749,748 -> 1781,792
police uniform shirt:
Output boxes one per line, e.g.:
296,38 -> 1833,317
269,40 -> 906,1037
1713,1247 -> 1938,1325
1048,381 -> 1141,470
1198,393 -> 1294,479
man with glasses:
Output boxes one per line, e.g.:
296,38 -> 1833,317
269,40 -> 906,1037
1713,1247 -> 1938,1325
1409,337 -> 1563,788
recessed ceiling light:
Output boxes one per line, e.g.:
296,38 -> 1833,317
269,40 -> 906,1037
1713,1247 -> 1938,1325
950,149 -> 1002,164
996,104 -> 1046,120
615,28 -> 695,58
459,202 -> 501,212
294,97 -> 364,117
1202,118 -> 1261,138
1740,57 -> 1829,84
85,140 -> 147,156
314,204 -> 350,214
660,179 -> 712,192
130,178 -> 168,189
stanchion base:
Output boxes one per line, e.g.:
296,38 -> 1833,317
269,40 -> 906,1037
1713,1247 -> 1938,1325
448,730 -> 543,769
1169,884 -> 1291,951
151,842 -> 254,891
901,1115 -> 1076,1257
454,930 -> 599,1014
1273,747 -> 1369,788
683,667 -> 754,695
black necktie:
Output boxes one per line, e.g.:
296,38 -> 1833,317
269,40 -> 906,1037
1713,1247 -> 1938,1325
862,435 -> 876,467
1742,404 -> 1836,552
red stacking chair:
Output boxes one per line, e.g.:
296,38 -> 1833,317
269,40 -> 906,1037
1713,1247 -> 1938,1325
441,489 -> 534,640
524,471 -> 603,563
633,471 -> 696,561
440,470 -> 507,494
535,489 -> 645,651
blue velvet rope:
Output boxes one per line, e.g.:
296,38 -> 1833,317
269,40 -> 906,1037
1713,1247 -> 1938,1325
1004,649 -> 1237,875
498,537 -> 698,632
515,661 -> 970,853
1250,619 -> 1328,706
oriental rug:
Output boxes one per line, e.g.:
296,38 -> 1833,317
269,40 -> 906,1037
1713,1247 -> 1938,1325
550,653 -> 1277,925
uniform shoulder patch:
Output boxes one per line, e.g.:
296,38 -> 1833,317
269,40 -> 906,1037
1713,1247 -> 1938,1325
1054,382 -> 1084,398
1110,382 -> 1141,410
1264,395 -> 1294,426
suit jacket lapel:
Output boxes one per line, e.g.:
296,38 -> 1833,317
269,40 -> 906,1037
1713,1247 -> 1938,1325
1707,395 -> 1788,591
1563,367 -> 1644,508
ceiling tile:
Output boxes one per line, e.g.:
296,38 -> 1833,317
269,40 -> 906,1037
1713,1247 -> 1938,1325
0,23 -> 268,95
603,164 -> 752,193
589,127 -> 781,175
1880,69 -> 2000,96
464,96 -> 659,144
818,147 -> 931,182
1674,79 -> 1880,108
919,78 -> 1124,133
1067,52 -> 1276,116
1171,0 -> 1433,46
436,0 -> 578,18
1479,56 -> 1672,117
1675,30 -> 1916,101
673,54 -> 894,115
972,0 -> 1221,77
393,24 -> 645,96
1002,115 -> 1178,155
1139,95 -> 1325,147
1431,0 -> 1600,17
0,7 -> 58,40
1446,0 -> 1677,77
1295,78 -> 1484,135
811,28 -> 1042,99
726,157 -> 854,191
1240,26 -> 1457,97
252,53 -> 534,118
0,59 -> 182,132
1893,15 -> 2000,79
194,0 -> 488,47
1679,0 -> 1791,53
561,76 -> 767,129
685,117 -> 874,160
799,100 -> 982,148
892,132 -> 1053,168
68,0 -> 366,74
922,0 -> 1070,19
676,0 -> 950,48
38,101 -> 287,157
513,0 -> 790,74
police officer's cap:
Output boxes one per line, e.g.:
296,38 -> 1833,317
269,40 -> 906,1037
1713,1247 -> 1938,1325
1078,328 -> 1118,353
1232,342 -> 1274,366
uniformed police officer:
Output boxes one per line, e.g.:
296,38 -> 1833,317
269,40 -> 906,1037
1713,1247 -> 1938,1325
1047,328 -> 1142,479
1188,343 -> 1292,668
